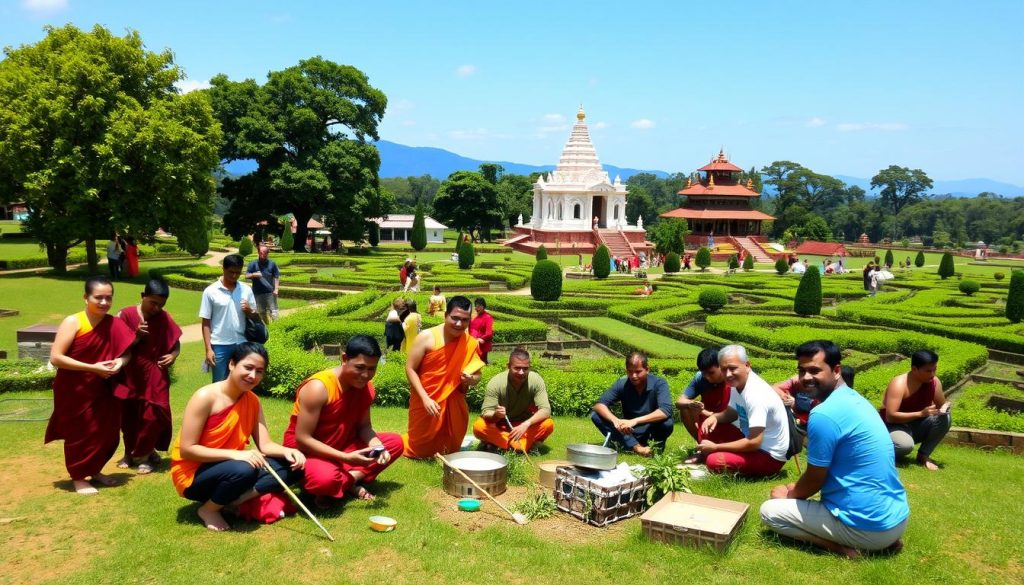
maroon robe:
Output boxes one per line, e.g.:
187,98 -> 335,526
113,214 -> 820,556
114,306 -> 182,457
45,312 -> 135,480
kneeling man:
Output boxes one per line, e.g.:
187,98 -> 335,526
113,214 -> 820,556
880,350 -> 950,470
697,345 -> 790,476
591,352 -> 673,457
472,348 -> 554,452
284,335 -> 403,504
761,341 -> 908,558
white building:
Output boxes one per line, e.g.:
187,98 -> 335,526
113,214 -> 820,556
370,214 -> 447,243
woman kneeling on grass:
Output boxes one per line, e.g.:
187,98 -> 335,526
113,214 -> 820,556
171,343 -> 306,532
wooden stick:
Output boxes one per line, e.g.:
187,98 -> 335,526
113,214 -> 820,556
436,453 -> 528,525
793,452 -> 802,475
263,461 -> 335,541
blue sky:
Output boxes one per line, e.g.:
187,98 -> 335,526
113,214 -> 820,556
3,0 -> 1023,183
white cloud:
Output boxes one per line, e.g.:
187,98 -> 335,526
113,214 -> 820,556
455,64 -> 478,77
630,118 -> 655,130
543,113 -> 565,123
174,79 -> 212,94
806,116 -> 826,128
22,0 -> 67,13
836,122 -> 909,132
592,121 -> 609,129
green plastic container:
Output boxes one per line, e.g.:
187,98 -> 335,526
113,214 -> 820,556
458,498 -> 481,512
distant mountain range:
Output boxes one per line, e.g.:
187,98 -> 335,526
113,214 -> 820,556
222,140 -> 1024,197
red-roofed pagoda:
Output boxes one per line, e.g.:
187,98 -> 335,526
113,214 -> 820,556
661,149 -> 776,261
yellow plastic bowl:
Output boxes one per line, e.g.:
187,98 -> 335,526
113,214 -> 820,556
368,515 -> 397,532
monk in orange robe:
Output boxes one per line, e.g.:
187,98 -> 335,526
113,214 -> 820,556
403,296 -> 485,459
284,335 -> 403,506
46,276 -> 135,495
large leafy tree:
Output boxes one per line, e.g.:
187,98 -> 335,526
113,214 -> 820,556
432,170 -> 501,241
871,165 -> 933,214
496,173 -> 533,228
0,24 -> 221,271
649,218 -> 688,255
625,185 -> 659,226
207,57 -> 387,251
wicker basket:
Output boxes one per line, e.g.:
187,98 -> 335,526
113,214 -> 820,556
554,466 -> 649,527
640,492 -> 749,551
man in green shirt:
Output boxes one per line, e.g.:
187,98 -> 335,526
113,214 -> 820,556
472,349 -> 554,452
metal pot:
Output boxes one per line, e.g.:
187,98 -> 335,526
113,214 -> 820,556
566,443 -> 618,471
441,451 -> 508,497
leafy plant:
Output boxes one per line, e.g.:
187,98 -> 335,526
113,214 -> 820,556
794,265 -> 822,316
884,249 -> 894,267
698,287 -> 728,313
634,445 -> 692,504
503,452 -> 531,486
958,280 -> 980,296
743,254 -> 754,271
994,272 -> 1005,281
458,239 -> 475,269
535,245 -> 548,260
410,203 -> 427,251
512,488 -> 557,520
663,252 -> 680,273
938,252 -> 955,279
1007,270 -> 1024,323
775,257 -> 789,275
695,246 -> 711,271
593,244 -> 610,279
915,250 -> 925,267
530,259 -> 562,301
237,235 -> 253,257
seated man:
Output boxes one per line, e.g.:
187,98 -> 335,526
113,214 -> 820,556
591,351 -> 673,457
697,345 -> 790,477
880,350 -> 950,470
676,347 -> 735,444
761,341 -> 909,559
472,348 -> 554,452
284,335 -> 403,505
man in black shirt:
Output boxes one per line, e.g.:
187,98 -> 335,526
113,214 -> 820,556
590,351 -> 674,457
246,244 -> 280,323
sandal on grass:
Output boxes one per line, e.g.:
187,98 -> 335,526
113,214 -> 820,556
137,463 -> 154,475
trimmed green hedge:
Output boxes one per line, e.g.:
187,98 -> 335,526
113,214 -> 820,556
0,360 -> 55,393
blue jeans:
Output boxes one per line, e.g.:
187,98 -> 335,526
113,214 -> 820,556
212,344 -> 239,383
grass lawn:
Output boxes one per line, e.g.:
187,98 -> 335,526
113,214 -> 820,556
563,317 -> 703,359
0,220 -> 25,234
0,339 -> 1022,584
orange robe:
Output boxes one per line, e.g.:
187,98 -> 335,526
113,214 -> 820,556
170,391 -> 259,496
472,417 -> 554,452
402,325 -> 484,458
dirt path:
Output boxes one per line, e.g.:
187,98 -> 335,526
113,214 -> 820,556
178,302 -> 320,343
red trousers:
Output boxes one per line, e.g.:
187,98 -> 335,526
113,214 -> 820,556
701,423 -> 786,477
302,432 -> 403,498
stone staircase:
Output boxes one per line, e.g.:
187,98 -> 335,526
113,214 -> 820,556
733,236 -> 774,263
596,229 -> 635,258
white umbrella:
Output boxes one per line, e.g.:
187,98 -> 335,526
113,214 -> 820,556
875,269 -> 895,282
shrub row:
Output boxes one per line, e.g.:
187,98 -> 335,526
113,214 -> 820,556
0,360 -> 55,393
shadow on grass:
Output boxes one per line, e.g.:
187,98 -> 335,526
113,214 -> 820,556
51,471 -> 135,493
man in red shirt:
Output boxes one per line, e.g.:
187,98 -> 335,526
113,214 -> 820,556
469,297 -> 494,364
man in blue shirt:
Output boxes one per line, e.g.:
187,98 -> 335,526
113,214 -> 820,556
591,351 -> 673,457
761,340 -> 909,558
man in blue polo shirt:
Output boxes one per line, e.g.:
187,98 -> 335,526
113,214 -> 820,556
591,351 -> 673,457
200,254 -> 258,382
761,340 -> 909,559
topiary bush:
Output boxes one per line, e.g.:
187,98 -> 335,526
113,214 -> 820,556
884,249 -> 894,268
368,222 -> 380,247
458,240 -> 475,269
698,287 -> 728,313
593,244 -> 610,279
938,252 -> 955,279
994,272 -> 1005,281
410,204 -> 427,251
695,246 -> 712,271
915,250 -> 925,268
237,235 -> 253,257
743,254 -> 754,271
794,265 -> 822,316
535,245 -> 548,260
775,257 -> 789,275
958,280 -> 980,296
728,254 -> 740,271
530,259 -> 563,301
1007,270 -> 1024,323
663,252 -> 680,273
280,226 -> 294,251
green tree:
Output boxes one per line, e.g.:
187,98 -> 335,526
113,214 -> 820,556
698,287 -> 729,313
775,257 -> 789,275
743,254 -> 755,271
649,218 -> 688,255
1006,270 -> 1024,323
496,174 -> 533,229
958,280 -> 980,296
663,252 -> 680,273
207,57 -> 386,251
458,239 -> 475,269
625,185 -> 659,226
432,171 -> 501,241
871,165 -> 934,214
280,223 -> 294,251
530,260 -> 562,301
238,236 -> 253,257
368,222 -> 380,247
884,249 -> 894,268
478,163 -> 504,185
695,246 -> 712,271
536,245 -> 548,260
0,24 -> 221,272
915,250 -> 925,267
410,203 -> 427,251
794,266 -> 822,316
728,255 -> 740,271
593,244 -> 610,279
938,252 -> 955,279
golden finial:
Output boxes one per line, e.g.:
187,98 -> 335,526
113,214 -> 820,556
708,174 -> 716,188
718,148 -> 726,162
577,104 -> 585,121
686,177 -> 692,188
746,178 -> 753,190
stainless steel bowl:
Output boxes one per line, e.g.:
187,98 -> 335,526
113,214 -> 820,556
566,443 -> 618,471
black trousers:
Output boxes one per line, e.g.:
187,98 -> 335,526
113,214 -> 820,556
183,457 -> 299,506
590,412 -> 674,450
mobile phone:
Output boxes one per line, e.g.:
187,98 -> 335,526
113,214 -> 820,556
367,446 -> 386,458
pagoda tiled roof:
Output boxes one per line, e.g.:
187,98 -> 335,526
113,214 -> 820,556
679,183 -> 760,197
697,161 -> 743,172
794,241 -> 849,256
659,208 -> 775,221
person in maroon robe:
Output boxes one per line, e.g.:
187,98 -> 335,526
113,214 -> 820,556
45,275 -> 135,495
114,278 -> 182,474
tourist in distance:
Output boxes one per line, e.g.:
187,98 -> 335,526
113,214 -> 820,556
676,347 -> 735,451
862,261 -> 875,291
246,244 -> 280,323
402,296 -> 485,458
200,254 -> 258,382
171,343 -> 305,532
106,234 -> 123,280
283,335 -> 402,507
46,275 -> 135,495
591,351 -> 674,457
427,285 -> 446,317
400,298 -> 421,354
472,348 -> 554,453
761,341 -> 909,559
114,278 -> 182,474
383,297 -> 407,351
696,345 -> 791,476
880,350 -> 950,470
403,259 -> 420,292
469,297 -> 494,364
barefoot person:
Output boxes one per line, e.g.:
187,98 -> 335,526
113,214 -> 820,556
114,279 -> 182,474
473,348 -> 554,452
171,343 -> 305,532
880,350 -> 950,470
46,275 -> 135,495
761,341 -> 909,558
284,335 -> 403,506
591,351 -> 674,457
402,296 -> 485,458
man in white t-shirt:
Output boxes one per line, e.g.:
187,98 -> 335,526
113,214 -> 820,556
199,254 -> 258,382
698,344 -> 790,477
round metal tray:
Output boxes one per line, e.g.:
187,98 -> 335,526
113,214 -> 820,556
566,443 -> 618,471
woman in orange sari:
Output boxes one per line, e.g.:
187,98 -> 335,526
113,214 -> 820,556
46,275 -> 135,495
171,343 -> 305,532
